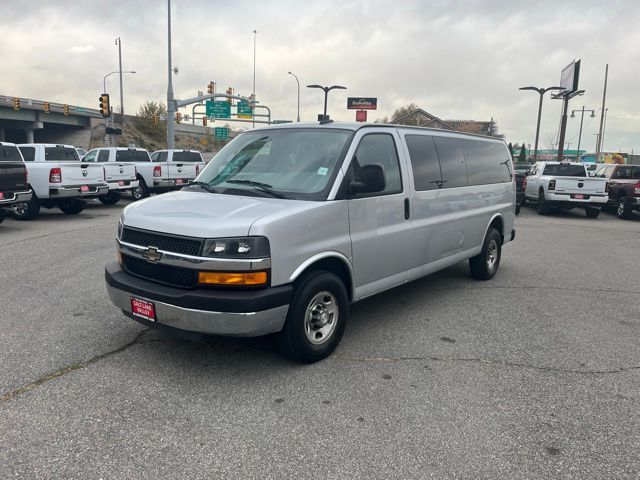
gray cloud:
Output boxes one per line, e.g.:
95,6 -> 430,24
1,0 -> 638,152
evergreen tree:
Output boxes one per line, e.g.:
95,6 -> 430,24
518,143 -> 527,163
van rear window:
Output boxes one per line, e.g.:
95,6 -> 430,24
542,164 -> 586,177
44,147 -> 80,161
173,152 -> 202,162
0,145 -> 23,162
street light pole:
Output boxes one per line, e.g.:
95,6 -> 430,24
288,71 -> 300,122
306,84 -> 347,120
167,0 -> 175,149
570,106 -> 595,158
252,29 -> 257,128
115,37 -> 124,123
519,86 -> 563,162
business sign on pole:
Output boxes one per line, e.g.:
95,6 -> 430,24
355,110 -> 367,122
347,97 -> 377,110
214,127 -> 228,140
206,100 -> 231,119
237,100 -> 252,119
559,59 -> 581,95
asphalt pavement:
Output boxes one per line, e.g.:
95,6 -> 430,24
1,200 -> 639,479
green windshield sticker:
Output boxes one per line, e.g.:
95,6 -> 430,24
317,167 -> 328,176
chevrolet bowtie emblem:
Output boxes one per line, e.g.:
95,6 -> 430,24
142,246 -> 162,263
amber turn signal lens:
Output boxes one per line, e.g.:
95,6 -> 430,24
198,271 -> 267,286
116,251 -> 123,266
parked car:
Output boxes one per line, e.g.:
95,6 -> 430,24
514,170 -> 527,215
81,148 -> 140,205
0,142 -> 32,224
15,143 -> 108,219
106,123 -> 516,363
148,149 -> 202,191
594,164 -> 640,218
524,161 -> 608,218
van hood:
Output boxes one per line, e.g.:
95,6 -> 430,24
121,190 -> 292,238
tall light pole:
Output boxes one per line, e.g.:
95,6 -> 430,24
519,86 -> 563,162
252,29 -> 257,127
167,0 -> 175,149
306,84 -> 347,120
103,70 -> 135,131
115,37 -> 125,123
595,64 -> 609,161
288,71 -> 300,122
570,106 -> 595,158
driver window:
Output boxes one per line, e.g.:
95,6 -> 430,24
347,133 -> 402,198
83,150 -> 97,162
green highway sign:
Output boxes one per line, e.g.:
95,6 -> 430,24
237,100 -> 252,119
214,127 -> 228,140
206,100 -> 231,119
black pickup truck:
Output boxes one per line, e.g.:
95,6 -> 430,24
0,142 -> 32,223
513,164 -> 529,215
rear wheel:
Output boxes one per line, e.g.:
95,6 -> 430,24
469,227 -> 502,280
131,179 -> 149,201
98,191 -> 121,205
58,199 -> 86,215
13,195 -> 40,220
617,196 -> 632,219
277,271 -> 348,363
515,202 -> 522,215
585,207 -> 600,219
536,190 -> 550,215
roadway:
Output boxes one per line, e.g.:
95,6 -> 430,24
1,201 -> 639,479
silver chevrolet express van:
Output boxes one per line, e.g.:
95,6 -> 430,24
106,122 -> 516,362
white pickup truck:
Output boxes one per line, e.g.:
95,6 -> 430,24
524,161 -> 608,218
16,143 -> 108,219
82,148 -> 139,205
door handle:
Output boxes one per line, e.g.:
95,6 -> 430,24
404,198 -> 410,220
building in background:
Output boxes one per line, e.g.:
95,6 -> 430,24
390,107 -> 501,137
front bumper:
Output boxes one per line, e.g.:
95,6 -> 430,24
50,184 -> 109,199
107,179 -> 139,191
0,190 -> 32,206
105,262 -> 291,337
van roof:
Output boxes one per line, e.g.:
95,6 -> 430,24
17,143 -> 75,148
250,121 -> 505,142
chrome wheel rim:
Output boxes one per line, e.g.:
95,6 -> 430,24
618,200 -> 624,216
486,240 -> 498,270
13,203 -> 27,216
132,187 -> 143,200
304,291 -> 338,345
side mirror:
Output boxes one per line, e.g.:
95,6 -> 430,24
350,164 -> 386,195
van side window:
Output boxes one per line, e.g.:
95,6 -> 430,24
433,137 -> 468,188
405,135 -> 442,191
462,140 -> 512,185
97,151 -> 110,162
18,147 -> 35,162
348,133 -> 402,197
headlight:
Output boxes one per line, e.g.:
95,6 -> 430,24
202,236 -> 270,259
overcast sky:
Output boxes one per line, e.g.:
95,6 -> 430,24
2,0 -> 638,153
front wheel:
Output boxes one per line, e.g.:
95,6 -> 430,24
277,271 -> 349,363
469,227 -> 502,280
585,206 -> 601,219
617,197 -> 632,219
131,180 -> 150,201
58,199 -> 86,215
98,191 -> 122,205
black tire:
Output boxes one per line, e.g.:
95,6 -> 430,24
585,207 -> 600,219
617,196 -> 632,219
277,271 -> 349,363
13,195 -> 40,220
98,191 -> 122,205
515,203 -> 522,215
536,190 -> 550,215
131,179 -> 150,201
58,199 -> 86,215
469,227 -> 502,280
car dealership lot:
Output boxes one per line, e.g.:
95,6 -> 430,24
1,202 -> 639,479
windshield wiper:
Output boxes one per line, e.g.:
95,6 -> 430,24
188,181 -> 219,194
226,179 -> 292,199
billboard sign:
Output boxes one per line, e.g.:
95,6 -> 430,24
347,97 -> 377,110
559,59 -> 581,94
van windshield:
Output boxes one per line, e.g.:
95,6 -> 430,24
196,128 -> 352,200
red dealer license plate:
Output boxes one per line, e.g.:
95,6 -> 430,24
80,185 -> 89,192
0,192 -> 4,200
118,180 -> 125,186
573,194 -> 585,199
175,179 -> 184,185
131,298 -> 156,322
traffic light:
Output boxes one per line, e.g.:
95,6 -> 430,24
152,114 -> 159,126
12,97 -> 20,111
176,112 -> 182,124
207,81 -> 216,94
99,93 -> 110,118
202,117 -> 207,126
63,104 -> 69,116
226,87 -> 234,104
43,102 -> 51,113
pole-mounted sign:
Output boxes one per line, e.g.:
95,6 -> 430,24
347,97 -> 377,110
